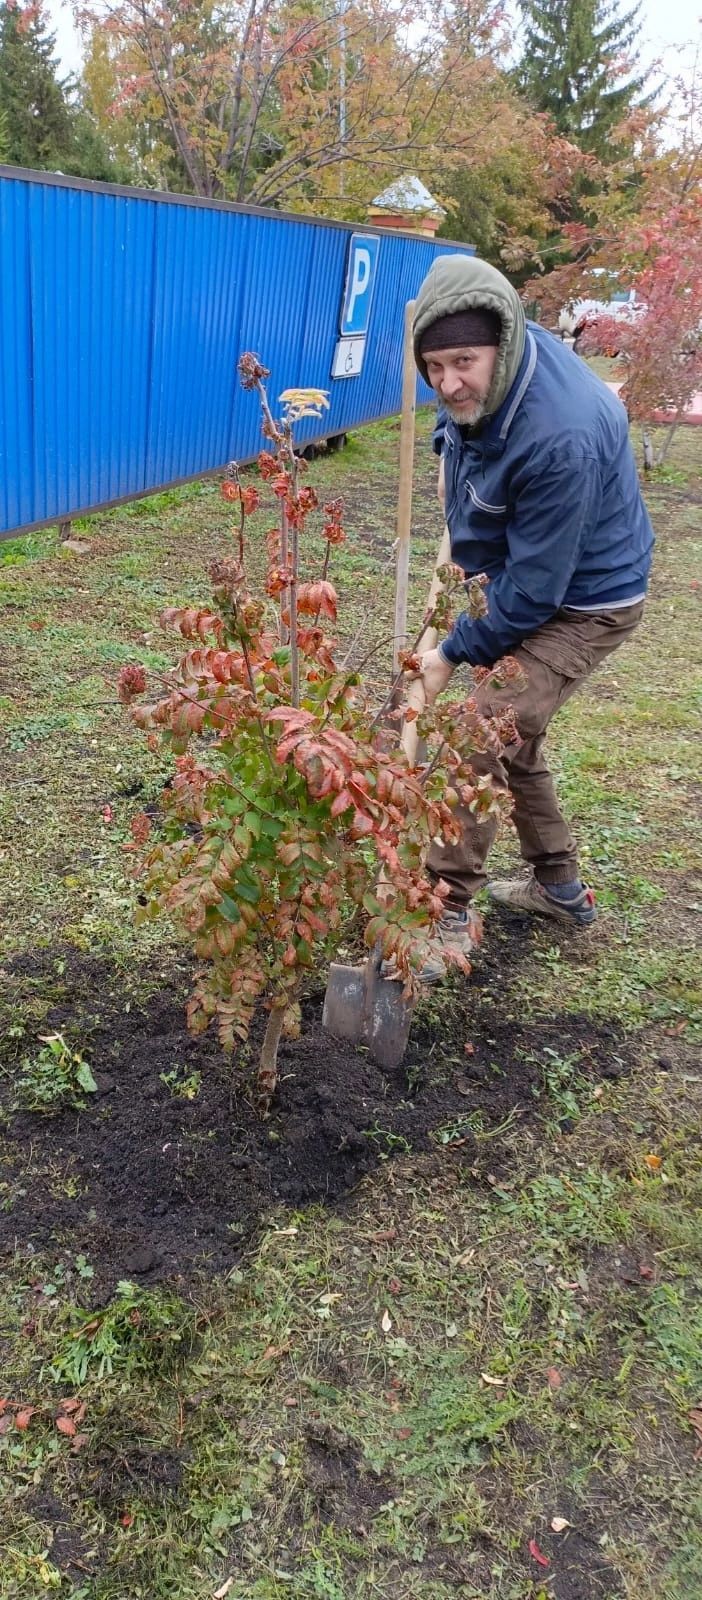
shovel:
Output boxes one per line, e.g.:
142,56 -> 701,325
322,301 -> 450,1069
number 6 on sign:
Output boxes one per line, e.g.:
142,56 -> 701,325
331,338 -> 365,379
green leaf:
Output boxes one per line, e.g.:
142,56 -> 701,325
218,892 -> 242,922
259,816 -> 283,838
75,1061 -> 98,1094
234,873 -> 260,905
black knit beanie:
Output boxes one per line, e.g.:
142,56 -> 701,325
419,308 -> 501,356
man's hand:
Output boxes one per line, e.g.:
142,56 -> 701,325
419,647 -> 455,705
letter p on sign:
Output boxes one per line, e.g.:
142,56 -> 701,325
340,234 -> 379,338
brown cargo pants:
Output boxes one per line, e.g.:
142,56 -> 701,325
426,601 -> 645,903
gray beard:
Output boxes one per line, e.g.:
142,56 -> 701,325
445,396 -> 490,427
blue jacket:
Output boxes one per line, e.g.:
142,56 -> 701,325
435,325 -> 655,668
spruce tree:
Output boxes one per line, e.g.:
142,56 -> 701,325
0,3 -> 77,168
0,3 -> 117,177
517,0 -> 648,156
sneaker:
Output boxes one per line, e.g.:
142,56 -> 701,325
382,905 -> 482,985
488,875 -> 597,927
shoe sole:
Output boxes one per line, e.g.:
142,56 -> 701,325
489,894 -> 596,928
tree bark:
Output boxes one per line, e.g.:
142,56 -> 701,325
258,1003 -> 286,1110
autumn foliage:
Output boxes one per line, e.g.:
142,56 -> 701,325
119,355 -> 518,1106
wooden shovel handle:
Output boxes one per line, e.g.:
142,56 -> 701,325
399,523 -> 451,766
392,299 -> 417,682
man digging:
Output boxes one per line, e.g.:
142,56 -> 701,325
411,255 -> 654,981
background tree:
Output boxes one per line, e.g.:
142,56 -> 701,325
516,0 -> 649,157
0,0 -> 116,176
71,0 -> 579,257
524,58 -> 702,462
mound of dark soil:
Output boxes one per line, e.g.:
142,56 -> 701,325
0,920 -> 632,1296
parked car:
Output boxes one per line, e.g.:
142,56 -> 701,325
558,274 -> 646,351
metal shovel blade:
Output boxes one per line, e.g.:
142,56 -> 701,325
322,952 -> 415,1070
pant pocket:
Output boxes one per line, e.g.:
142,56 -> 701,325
520,621 -> 596,680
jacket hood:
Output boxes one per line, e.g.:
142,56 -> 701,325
413,255 -> 526,419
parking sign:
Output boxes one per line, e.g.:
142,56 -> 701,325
340,234 -> 380,336
333,233 -> 380,378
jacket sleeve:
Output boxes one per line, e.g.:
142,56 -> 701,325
439,452 -> 603,668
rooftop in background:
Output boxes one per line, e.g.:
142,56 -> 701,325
368,176 -> 444,239
370,176 -> 445,217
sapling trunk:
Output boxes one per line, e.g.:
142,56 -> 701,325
656,414 -> 682,466
258,1002 -> 287,1109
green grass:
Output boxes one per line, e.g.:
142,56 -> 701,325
0,397 -> 701,1597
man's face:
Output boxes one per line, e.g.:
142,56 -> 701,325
424,344 -> 499,426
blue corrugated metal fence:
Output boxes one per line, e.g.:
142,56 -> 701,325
0,168 -> 474,540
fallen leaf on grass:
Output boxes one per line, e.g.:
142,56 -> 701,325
639,1264 -> 654,1280
58,1398 -> 83,1415
644,1153 -> 662,1171
463,1042 -> 475,1056
120,1513 -> 133,1528
372,1229 -> 397,1243
0,1416 -> 12,1435
546,1367 -> 562,1390
56,1415 -> 77,1437
551,1517 -> 571,1533
15,1408 -> 35,1430
528,1538 -> 550,1567
388,1278 -> 402,1295
71,1433 -> 89,1452
381,1309 -> 393,1334
261,1344 -> 290,1362
213,1582 -> 233,1600
396,1427 -> 412,1440
481,1373 -> 505,1387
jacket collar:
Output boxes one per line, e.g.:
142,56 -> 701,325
474,329 -> 538,458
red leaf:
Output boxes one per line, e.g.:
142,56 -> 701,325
56,1415 -> 77,1436
120,1513 -> 134,1528
71,1432 -> 89,1452
15,1407 -> 35,1430
546,1367 -> 562,1390
529,1538 -> 551,1567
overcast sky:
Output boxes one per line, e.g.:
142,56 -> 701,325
46,0 -> 700,87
